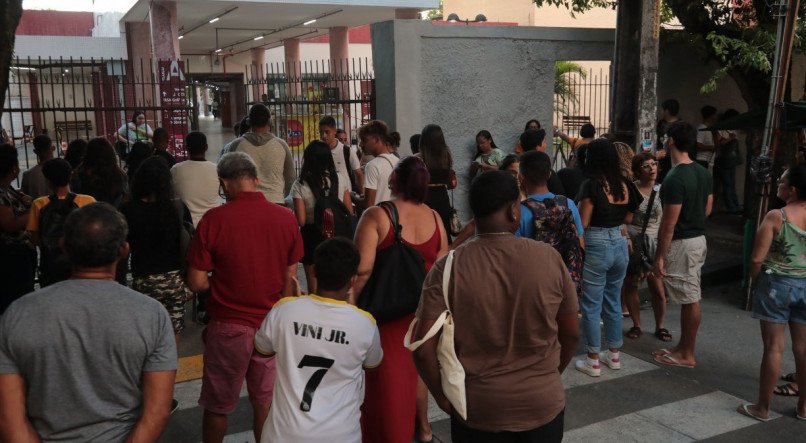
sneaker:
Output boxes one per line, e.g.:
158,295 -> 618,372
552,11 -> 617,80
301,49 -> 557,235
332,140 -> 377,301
171,399 -> 179,414
575,358 -> 601,377
600,351 -> 621,370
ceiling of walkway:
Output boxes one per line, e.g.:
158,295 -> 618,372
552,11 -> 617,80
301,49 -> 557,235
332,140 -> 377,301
121,0 -> 435,56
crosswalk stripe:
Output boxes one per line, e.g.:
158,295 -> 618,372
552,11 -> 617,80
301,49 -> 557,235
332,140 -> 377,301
563,391 -> 779,442
176,354 -> 204,383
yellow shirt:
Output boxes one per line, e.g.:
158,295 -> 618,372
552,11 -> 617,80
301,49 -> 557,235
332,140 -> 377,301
26,194 -> 97,233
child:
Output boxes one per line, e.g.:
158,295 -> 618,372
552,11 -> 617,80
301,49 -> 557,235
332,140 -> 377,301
254,237 -> 382,443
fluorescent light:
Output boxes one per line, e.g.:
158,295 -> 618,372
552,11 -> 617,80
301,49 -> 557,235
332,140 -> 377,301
64,69 -> 70,73
209,17 -> 220,24
303,19 -> 317,25
254,35 -> 264,41
178,35 -> 184,40
215,48 -> 222,52
12,66 -> 36,71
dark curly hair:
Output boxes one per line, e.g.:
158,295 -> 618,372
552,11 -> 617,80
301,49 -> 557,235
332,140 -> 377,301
132,156 -> 173,201
585,138 -> 627,201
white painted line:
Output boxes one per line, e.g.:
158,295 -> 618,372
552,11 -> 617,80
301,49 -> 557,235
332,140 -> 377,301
562,352 -> 659,389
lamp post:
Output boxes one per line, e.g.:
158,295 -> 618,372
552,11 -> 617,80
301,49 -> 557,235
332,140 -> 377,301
446,13 -> 488,24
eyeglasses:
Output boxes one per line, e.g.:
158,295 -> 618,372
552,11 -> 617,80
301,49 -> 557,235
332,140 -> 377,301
641,161 -> 658,170
219,184 -> 227,200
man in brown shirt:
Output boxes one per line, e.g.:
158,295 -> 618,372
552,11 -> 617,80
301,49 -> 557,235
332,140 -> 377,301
413,170 -> 580,442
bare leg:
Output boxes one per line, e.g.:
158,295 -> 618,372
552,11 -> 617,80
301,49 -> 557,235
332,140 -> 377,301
415,377 -> 433,441
202,409 -> 227,443
648,274 -> 667,330
623,274 -> 642,330
252,403 -> 270,442
791,322 -> 806,417
662,302 -> 700,365
746,321 -> 787,418
303,264 -> 316,294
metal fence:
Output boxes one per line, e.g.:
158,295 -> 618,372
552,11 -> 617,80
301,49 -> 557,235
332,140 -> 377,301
243,57 -> 375,172
1,56 -> 193,171
552,65 -> 611,168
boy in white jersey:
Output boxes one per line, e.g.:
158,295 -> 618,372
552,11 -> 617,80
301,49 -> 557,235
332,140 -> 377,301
254,238 -> 382,443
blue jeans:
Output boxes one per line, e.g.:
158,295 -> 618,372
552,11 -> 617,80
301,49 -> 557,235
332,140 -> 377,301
580,227 -> 629,353
715,165 -> 740,211
752,272 -> 806,325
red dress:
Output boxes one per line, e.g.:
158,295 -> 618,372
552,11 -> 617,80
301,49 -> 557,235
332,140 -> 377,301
361,210 -> 441,443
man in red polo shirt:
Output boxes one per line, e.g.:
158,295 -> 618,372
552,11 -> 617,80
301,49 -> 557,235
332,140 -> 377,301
187,151 -> 303,443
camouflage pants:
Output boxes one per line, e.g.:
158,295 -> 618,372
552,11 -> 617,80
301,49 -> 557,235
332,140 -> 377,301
132,270 -> 190,335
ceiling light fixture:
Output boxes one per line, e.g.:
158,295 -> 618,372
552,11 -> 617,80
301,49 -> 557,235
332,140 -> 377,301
215,48 -> 222,52
178,35 -> 184,40
179,6 -> 238,39
303,19 -> 317,25
213,9 -> 342,53
254,35 -> 264,41
209,17 -> 220,24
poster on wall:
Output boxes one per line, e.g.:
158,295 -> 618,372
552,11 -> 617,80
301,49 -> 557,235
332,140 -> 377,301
158,60 -> 189,161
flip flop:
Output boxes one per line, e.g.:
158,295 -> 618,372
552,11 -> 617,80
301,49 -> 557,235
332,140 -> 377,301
626,326 -> 642,339
773,383 -> 799,397
654,328 -> 673,342
781,372 -> 797,382
737,404 -> 772,422
654,352 -> 695,369
651,348 -> 671,357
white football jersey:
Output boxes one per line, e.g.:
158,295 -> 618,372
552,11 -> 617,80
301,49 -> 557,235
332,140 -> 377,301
255,295 -> 383,443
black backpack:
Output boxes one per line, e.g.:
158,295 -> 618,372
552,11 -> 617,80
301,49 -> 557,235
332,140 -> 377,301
357,201 -> 426,323
523,195 -> 585,297
311,181 -> 353,240
39,193 -> 80,286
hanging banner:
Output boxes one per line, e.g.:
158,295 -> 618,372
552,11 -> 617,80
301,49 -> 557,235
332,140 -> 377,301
158,60 -> 189,160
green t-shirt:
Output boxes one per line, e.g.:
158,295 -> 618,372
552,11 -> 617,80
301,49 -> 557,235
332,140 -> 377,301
660,162 -> 712,239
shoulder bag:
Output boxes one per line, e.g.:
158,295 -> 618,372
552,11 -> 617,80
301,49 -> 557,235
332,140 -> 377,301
404,250 -> 467,420
636,184 -> 659,271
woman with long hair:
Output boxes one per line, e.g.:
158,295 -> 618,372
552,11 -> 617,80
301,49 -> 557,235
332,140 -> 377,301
575,138 -> 641,377
71,137 -> 128,208
353,156 -> 448,443
292,140 -> 353,293
524,119 -> 541,131
126,141 -> 154,186
64,139 -> 88,170
120,156 -> 191,342
470,130 -> 505,177
623,153 -> 668,342
0,144 -> 35,314
738,166 -> 806,422
419,124 -> 456,240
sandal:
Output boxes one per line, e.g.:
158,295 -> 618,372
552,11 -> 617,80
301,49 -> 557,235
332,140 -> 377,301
773,383 -> 799,397
654,328 -> 673,342
782,372 -> 797,383
626,326 -> 642,339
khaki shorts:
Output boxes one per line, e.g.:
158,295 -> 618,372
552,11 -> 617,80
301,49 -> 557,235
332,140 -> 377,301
663,236 -> 707,304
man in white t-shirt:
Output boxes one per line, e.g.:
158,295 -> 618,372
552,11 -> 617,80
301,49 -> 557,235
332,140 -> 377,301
254,238 -> 382,443
171,132 -> 221,227
696,105 -> 718,169
358,121 -> 400,206
319,117 -> 364,194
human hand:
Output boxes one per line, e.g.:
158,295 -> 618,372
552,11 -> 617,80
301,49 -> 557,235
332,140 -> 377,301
20,194 -> 32,208
651,257 -> 666,279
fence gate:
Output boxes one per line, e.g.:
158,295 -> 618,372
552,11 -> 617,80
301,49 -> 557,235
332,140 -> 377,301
1,56 -> 193,171
244,57 -> 375,172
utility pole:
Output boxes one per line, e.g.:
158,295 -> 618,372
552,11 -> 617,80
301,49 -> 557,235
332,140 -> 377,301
635,0 -> 661,152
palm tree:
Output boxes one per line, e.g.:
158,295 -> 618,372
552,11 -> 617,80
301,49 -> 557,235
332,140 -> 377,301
554,61 -> 587,115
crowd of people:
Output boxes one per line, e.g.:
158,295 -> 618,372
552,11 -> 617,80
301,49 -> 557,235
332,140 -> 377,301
0,100 -> 804,442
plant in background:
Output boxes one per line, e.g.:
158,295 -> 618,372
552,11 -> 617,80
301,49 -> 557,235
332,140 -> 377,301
554,61 -> 587,115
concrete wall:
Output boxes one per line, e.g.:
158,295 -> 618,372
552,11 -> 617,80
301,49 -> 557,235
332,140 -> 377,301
371,20 -> 614,219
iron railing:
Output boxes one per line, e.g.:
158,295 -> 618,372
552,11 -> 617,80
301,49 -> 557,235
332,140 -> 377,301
552,66 -> 611,168
243,57 -> 375,173
1,57 -> 193,172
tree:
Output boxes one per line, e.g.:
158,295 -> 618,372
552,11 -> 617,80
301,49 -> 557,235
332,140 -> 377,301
0,0 -> 24,121
424,0 -> 444,20
554,61 -> 587,115
534,0 -> 806,110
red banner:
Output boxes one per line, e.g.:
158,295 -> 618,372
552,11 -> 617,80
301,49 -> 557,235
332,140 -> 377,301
158,60 -> 189,161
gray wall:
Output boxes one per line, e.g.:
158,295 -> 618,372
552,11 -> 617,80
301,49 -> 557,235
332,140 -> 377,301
371,20 -> 614,219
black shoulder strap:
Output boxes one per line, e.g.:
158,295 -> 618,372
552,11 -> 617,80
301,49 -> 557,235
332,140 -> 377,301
65,192 -> 77,205
554,194 -> 569,208
379,201 -> 402,242
343,145 -> 351,167
639,185 -> 658,238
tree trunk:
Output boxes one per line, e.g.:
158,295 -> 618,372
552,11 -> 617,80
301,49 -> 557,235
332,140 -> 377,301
0,0 -> 24,121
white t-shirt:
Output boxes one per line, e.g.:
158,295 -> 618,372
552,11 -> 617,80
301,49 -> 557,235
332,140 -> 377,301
170,160 -> 221,227
255,295 -> 383,443
696,123 -> 715,163
330,141 -> 361,191
364,153 -> 400,204
290,177 -> 349,225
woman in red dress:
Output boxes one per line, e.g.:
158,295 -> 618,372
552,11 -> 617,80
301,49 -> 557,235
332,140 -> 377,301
354,155 -> 449,443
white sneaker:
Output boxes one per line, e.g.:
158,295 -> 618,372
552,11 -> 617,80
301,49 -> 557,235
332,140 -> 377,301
575,358 -> 601,377
599,351 -> 621,370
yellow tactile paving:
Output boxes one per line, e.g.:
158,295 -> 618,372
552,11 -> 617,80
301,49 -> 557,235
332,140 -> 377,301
176,354 -> 203,383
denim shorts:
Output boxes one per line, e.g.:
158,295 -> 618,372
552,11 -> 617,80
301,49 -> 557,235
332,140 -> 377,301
752,272 -> 806,325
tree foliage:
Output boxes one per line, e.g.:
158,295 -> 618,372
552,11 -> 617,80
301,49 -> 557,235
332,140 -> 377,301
555,61 -> 587,114
424,0 -> 444,20
535,0 -> 806,109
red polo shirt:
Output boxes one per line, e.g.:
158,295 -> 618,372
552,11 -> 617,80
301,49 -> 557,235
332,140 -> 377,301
187,191 -> 303,328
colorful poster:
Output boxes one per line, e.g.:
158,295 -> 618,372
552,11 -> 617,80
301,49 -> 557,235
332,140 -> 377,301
158,60 -> 189,161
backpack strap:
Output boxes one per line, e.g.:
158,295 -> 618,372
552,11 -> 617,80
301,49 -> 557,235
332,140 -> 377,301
65,192 -> 77,205
379,201 -> 403,243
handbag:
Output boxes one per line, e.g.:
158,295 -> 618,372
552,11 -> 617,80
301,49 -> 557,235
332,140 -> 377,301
404,250 -> 467,420
636,185 -> 659,271
448,189 -> 462,236
356,201 -> 426,323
